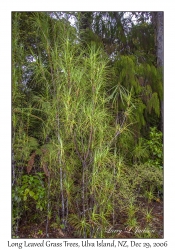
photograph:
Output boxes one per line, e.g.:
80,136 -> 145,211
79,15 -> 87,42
11,11 -> 163,239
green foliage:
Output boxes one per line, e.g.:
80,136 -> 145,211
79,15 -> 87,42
132,137 -> 149,164
126,198 -> 138,229
145,127 -> 163,169
144,207 -> 153,223
144,189 -> 155,203
136,63 -> 163,114
13,173 -> 46,211
120,163 -> 163,199
68,215 -> 91,238
12,173 -> 46,234
128,22 -> 155,64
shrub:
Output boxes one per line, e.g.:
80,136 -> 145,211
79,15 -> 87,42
12,172 -> 47,228
146,127 -> 163,169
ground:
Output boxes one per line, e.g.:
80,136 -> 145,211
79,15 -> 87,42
15,198 -> 163,239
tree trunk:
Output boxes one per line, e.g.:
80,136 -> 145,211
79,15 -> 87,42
152,12 -> 164,131
156,12 -> 164,68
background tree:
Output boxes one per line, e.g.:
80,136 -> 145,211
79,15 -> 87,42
151,12 -> 164,131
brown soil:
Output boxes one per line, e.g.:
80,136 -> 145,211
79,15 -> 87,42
15,198 -> 163,239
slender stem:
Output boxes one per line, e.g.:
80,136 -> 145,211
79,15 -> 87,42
73,131 -> 83,162
12,151 -> 15,187
113,162 -> 116,226
82,162 -> 85,217
65,196 -> 69,228
56,106 -> 65,227
60,166 -> 65,226
82,161 -> 86,238
46,175 -> 50,237
84,126 -> 93,162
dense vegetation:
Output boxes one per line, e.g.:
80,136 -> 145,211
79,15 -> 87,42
12,12 -> 163,238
